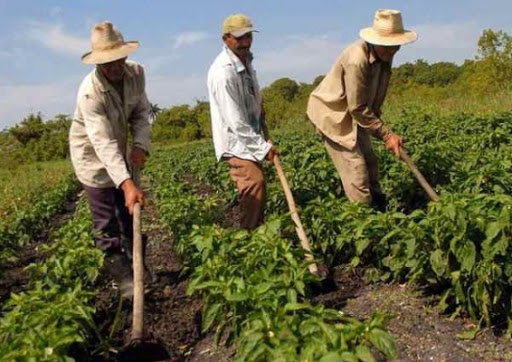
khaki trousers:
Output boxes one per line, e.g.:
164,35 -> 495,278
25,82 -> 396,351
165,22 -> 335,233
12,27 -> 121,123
323,128 -> 383,204
226,157 -> 266,229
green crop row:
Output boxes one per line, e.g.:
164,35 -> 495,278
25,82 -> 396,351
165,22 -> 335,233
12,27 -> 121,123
150,111 -> 512,337
147,149 -> 397,361
0,174 -> 81,268
0,199 -> 103,361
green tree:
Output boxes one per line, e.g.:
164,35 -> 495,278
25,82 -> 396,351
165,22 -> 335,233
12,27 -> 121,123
262,78 -> 300,128
9,113 -> 45,146
477,29 -> 512,83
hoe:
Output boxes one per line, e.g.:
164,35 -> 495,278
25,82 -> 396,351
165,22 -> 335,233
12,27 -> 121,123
117,168 -> 169,361
399,149 -> 439,202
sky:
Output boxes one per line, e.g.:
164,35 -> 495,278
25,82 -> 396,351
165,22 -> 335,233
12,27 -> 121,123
1,0 -> 511,130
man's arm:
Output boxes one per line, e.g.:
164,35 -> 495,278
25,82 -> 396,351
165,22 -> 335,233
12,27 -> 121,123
344,62 -> 392,141
81,94 -> 144,212
128,65 -> 151,167
344,62 -> 402,156
260,107 -> 270,141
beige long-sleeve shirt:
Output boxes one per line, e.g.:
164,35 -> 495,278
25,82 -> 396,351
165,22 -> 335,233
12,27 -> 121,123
69,60 -> 150,188
307,39 -> 392,150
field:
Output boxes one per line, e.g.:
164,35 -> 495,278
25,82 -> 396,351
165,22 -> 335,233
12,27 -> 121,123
2,103 -> 512,361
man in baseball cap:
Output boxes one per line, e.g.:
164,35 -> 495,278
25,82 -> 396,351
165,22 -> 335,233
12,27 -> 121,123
307,9 -> 417,210
207,14 -> 277,229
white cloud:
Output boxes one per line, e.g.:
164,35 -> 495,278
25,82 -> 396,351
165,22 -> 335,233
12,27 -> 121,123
173,31 -> 209,49
255,34 -> 345,85
395,21 -> 482,64
25,21 -> 88,57
409,22 -> 481,50
254,22 -> 484,83
146,73 -> 207,108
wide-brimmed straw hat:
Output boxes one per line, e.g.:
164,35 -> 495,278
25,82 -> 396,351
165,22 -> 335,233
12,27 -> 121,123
359,9 -> 417,46
81,21 -> 139,65
222,13 -> 258,37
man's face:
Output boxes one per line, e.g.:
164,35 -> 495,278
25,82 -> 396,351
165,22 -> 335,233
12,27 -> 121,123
223,32 -> 253,59
98,57 -> 127,82
373,45 -> 400,62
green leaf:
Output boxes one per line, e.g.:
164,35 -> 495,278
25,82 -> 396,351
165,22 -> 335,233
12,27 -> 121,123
319,352 -> 344,362
284,303 -> 311,312
287,288 -> 297,303
224,292 -> 248,302
485,221 -> 502,241
430,249 -> 447,277
350,256 -> 360,267
202,303 -> 222,333
367,328 -> 396,358
355,344 -> 376,362
355,238 -> 371,255
456,325 -> 480,340
459,241 -> 476,272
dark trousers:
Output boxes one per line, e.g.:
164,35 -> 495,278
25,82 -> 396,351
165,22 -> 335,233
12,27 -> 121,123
82,184 -> 133,252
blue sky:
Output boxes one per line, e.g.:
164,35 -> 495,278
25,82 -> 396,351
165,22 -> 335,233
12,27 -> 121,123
1,0 -> 511,129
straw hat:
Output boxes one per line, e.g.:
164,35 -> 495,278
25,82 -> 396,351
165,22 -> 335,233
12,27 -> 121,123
359,9 -> 417,46
222,13 -> 258,37
81,21 -> 139,64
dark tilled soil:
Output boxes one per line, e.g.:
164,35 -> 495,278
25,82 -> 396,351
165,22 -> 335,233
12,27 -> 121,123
314,266 -> 512,362
88,185 -> 205,362
0,243 -> 40,306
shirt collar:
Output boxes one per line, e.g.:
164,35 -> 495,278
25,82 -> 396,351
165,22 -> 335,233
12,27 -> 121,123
94,63 -> 133,93
224,45 -> 253,73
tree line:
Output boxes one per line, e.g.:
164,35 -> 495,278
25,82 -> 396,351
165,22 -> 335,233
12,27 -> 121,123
1,29 -> 511,169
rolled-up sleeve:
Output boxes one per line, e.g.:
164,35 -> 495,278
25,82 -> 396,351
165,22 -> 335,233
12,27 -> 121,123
212,73 -> 271,161
344,63 -> 391,141
80,95 -> 131,187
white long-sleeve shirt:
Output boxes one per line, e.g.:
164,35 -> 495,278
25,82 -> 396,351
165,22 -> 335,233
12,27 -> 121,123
69,60 -> 150,188
207,46 -> 271,162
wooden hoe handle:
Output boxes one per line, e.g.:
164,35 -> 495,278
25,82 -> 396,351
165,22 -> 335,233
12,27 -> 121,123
273,155 -> 318,274
131,164 -> 144,342
131,202 -> 144,341
399,149 -> 439,202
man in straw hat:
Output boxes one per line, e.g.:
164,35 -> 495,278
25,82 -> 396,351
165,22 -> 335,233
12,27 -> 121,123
307,9 -> 417,210
207,13 -> 277,229
69,21 -> 150,297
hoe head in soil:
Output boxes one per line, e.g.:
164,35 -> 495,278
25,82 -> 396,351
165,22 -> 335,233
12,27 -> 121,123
117,339 -> 170,362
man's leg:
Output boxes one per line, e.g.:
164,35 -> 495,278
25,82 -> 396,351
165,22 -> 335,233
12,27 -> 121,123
82,184 -> 123,252
322,134 -> 371,204
226,157 -> 266,229
113,188 -> 135,257
82,184 -> 133,297
358,130 -> 388,211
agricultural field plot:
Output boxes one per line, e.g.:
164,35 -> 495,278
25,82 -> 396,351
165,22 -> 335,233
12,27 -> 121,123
111,110 -> 512,361
2,111 -> 512,361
